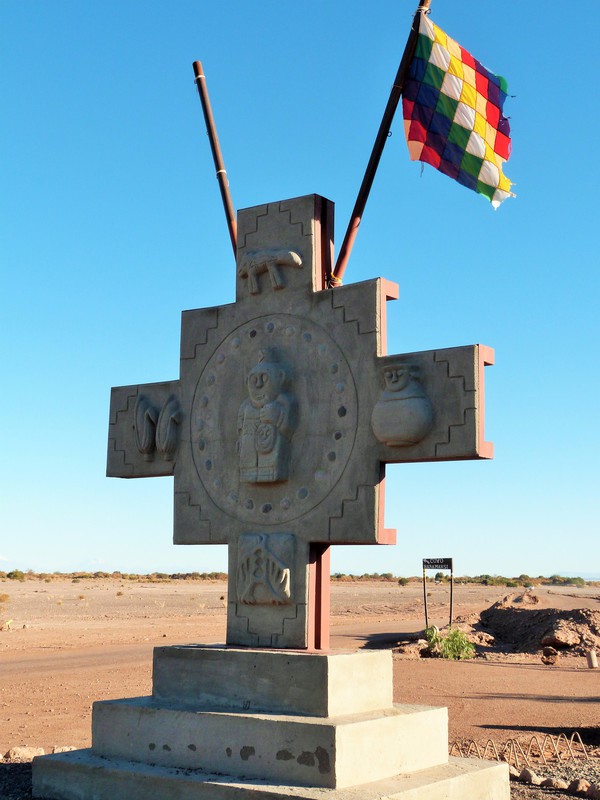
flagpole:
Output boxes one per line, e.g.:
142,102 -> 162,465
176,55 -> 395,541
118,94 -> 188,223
192,61 -> 237,258
331,1 -> 431,287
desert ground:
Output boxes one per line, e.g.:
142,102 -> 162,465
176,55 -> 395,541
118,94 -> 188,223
0,578 -> 599,798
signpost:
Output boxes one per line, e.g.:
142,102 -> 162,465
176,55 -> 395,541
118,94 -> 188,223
422,557 -> 454,629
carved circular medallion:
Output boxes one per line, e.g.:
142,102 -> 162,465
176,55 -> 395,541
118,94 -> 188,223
191,314 -> 357,525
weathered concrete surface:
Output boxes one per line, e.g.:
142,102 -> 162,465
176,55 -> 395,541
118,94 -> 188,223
33,751 -> 510,799
152,646 -> 393,716
92,698 -> 446,789
106,194 -> 494,649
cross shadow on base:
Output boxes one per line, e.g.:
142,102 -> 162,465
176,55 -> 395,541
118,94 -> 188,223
0,760 -> 33,799
331,630 -> 424,649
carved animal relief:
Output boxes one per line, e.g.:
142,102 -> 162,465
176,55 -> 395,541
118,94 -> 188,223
237,249 -> 302,295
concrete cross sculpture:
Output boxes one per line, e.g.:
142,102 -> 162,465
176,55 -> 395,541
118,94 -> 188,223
107,194 -> 493,650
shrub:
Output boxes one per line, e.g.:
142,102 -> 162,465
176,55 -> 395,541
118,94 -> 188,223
425,626 -> 442,655
439,628 -> 475,660
397,577 -> 409,586
0,593 -> 9,604
425,626 -> 474,660
7,570 -> 25,581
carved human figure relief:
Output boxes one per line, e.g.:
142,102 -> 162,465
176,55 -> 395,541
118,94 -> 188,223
237,349 -> 297,483
371,363 -> 434,446
237,534 -> 292,605
237,249 -> 302,295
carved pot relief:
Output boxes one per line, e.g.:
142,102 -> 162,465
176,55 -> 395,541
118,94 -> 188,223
371,364 -> 434,447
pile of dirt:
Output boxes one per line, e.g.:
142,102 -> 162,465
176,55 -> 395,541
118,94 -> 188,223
467,593 -> 600,656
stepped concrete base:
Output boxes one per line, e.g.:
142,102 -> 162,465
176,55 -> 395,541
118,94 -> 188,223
33,751 -> 510,800
32,647 -> 510,800
91,697 -> 446,788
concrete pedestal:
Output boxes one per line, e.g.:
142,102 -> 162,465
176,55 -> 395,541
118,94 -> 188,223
32,647 -> 509,799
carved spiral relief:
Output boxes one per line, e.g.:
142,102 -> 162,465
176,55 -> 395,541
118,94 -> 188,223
134,394 -> 182,462
134,395 -> 158,460
156,396 -> 183,461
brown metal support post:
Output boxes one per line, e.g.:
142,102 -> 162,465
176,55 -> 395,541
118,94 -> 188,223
331,0 -> 431,286
308,544 -> 331,651
192,61 -> 237,258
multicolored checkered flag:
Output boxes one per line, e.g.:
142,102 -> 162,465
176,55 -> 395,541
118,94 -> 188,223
402,13 -> 513,208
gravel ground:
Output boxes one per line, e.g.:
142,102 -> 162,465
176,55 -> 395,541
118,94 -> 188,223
508,758 -> 600,798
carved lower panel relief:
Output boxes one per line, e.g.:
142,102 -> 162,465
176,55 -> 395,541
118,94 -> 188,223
236,533 -> 294,606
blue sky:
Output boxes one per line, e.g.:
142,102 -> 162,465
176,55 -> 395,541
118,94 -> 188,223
1,1 -> 598,579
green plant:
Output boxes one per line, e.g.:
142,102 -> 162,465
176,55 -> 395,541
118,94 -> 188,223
425,626 -> 474,660
425,625 -> 442,655
7,570 -> 25,582
440,628 -> 475,660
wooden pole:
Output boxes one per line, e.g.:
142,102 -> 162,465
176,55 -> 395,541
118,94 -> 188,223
449,565 -> 454,627
192,61 -> 237,258
422,567 -> 429,629
331,0 -> 431,286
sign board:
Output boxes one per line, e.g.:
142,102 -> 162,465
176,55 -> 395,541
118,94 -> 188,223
423,558 -> 453,570
422,558 -> 454,628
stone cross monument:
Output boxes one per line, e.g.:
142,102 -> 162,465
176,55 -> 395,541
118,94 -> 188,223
34,194 -> 507,800
107,193 -> 493,650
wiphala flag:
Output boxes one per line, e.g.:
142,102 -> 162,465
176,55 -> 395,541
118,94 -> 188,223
402,13 -> 513,208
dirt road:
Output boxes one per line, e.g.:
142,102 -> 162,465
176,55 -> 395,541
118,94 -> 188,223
1,579 -> 598,755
